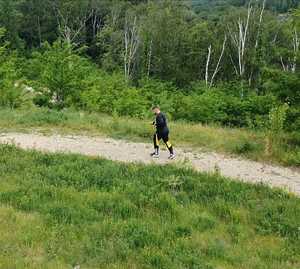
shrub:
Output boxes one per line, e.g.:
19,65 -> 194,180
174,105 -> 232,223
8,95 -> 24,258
174,89 -> 276,128
0,80 -> 26,109
80,72 -> 129,113
26,41 -> 96,109
0,29 -> 26,108
286,106 -> 300,131
113,88 -> 150,117
265,104 -> 289,155
175,91 -> 227,123
262,67 -> 300,106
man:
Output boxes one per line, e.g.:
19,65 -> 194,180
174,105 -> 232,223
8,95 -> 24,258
150,106 -> 175,159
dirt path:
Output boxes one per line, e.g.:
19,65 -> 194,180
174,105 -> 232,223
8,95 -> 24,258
1,132 -> 300,195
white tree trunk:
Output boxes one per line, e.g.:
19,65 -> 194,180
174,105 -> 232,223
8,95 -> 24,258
292,28 -> 299,73
147,39 -> 153,78
205,45 -> 212,86
280,28 -> 299,73
210,35 -> 227,88
255,0 -> 266,49
124,16 -> 140,81
228,2 -> 253,79
55,7 -> 92,46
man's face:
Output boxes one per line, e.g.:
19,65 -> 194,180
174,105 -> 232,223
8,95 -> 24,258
153,108 -> 160,115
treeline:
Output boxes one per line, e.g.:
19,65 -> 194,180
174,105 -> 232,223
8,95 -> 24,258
0,0 -> 299,131
192,0 -> 299,14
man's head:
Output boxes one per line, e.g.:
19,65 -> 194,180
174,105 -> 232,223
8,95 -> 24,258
152,105 -> 161,115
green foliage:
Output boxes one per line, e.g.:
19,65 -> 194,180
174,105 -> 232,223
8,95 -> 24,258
265,103 -> 289,155
0,79 -> 26,109
0,28 -> 26,108
80,73 -> 152,117
26,41 -> 96,109
80,72 -> 129,114
0,145 -> 299,268
0,0 -> 298,132
80,74 -> 278,128
262,68 -> 300,105
113,88 -> 150,117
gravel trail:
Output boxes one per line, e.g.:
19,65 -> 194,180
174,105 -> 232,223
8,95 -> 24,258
1,132 -> 299,195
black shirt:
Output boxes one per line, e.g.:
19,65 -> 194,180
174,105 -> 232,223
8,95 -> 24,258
155,112 -> 169,134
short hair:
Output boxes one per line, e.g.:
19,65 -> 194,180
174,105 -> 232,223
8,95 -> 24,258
152,105 -> 160,110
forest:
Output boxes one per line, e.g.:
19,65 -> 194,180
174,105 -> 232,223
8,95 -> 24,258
0,0 -> 299,131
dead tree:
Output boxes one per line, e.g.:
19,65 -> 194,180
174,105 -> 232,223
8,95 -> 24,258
249,0 -> 266,85
54,7 -> 92,46
228,2 -> 253,80
255,0 -> 266,49
280,28 -> 299,73
90,9 -> 102,40
205,35 -> 227,88
147,39 -> 153,78
205,45 -> 212,86
292,28 -> 299,73
124,16 -> 140,81
210,35 -> 227,87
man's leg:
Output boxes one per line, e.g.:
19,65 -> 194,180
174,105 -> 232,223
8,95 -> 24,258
151,133 -> 160,157
162,134 -> 174,158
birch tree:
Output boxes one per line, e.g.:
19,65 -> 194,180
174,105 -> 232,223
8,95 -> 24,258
227,2 -> 253,80
279,8 -> 300,74
205,35 -> 227,88
124,15 -> 140,81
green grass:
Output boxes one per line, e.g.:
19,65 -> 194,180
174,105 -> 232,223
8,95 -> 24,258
0,144 -> 299,268
0,108 -> 299,166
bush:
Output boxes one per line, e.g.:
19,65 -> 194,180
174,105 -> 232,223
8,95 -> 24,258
175,91 -> 227,123
265,104 -> 289,156
113,88 -> 150,117
262,68 -> 300,106
80,72 -> 128,114
81,75 -> 279,129
286,106 -> 300,131
0,29 -> 26,108
0,80 -> 26,109
173,89 -> 276,127
25,41 -> 97,109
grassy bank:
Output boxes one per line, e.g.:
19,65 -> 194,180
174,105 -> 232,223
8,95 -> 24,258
0,108 -> 299,166
0,144 -> 299,268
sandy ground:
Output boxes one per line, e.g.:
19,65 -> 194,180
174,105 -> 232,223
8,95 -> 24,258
0,132 -> 299,195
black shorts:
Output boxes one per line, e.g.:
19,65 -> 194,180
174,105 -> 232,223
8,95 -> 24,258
154,130 -> 171,148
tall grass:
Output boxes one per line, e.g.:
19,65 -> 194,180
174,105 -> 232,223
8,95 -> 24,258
0,108 -> 299,166
0,144 -> 299,268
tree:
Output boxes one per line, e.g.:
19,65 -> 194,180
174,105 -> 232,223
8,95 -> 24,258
0,0 -> 24,49
205,35 -> 227,87
19,0 -> 57,48
0,28 -> 25,108
124,14 -> 140,81
27,41 -> 94,108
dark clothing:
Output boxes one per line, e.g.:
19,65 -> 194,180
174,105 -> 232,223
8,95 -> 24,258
153,132 -> 169,146
154,112 -> 169,135
153,112 -> 173,154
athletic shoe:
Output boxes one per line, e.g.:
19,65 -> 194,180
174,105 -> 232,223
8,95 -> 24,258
150,152 -> 159,158
168,153 -> 175,160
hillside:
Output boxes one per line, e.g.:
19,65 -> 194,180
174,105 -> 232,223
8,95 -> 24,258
191,0 -> 299,13
0,145 -> 299,268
